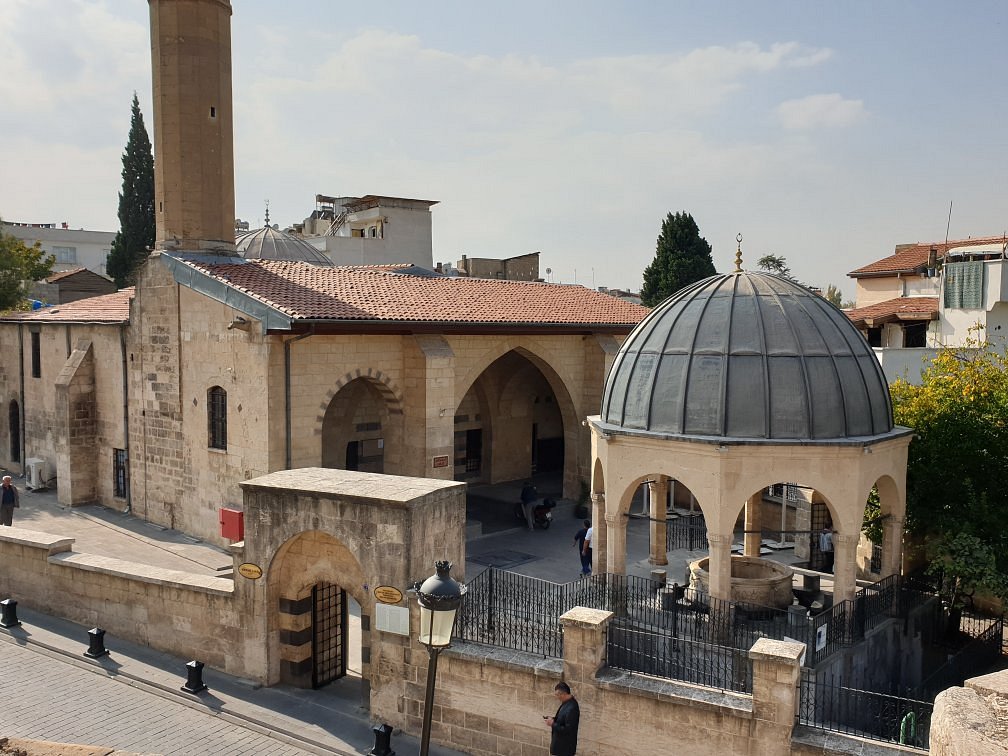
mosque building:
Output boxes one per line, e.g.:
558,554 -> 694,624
0,0 -> 647,546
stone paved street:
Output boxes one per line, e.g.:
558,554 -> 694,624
0,643 -> 316,756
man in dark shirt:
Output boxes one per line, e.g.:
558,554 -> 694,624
573,520 -> 592,577
1,475 -> 19,526
545,681 -> 580,755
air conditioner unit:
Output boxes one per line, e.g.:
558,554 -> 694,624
25,458 -> 46,490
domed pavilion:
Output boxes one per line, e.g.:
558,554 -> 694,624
587,250 -> 912,603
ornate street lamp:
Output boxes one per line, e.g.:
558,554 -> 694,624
413,560 -> 467,756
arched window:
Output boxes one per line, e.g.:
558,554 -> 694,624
8,400 -> 19,463
207,386 -> 227,450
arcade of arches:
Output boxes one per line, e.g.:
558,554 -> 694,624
588,423 -> 912,604
311,339 -> 604,500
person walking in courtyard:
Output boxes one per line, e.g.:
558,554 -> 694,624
1,475 -> 19,526
544,681 -> 580,755
573,520 -> 592,577
581,523 -> 593,574
520,481 -> 538,531
819,525 -> 834,573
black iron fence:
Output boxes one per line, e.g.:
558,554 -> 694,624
666,513 -> 707,552
799,669 -> 932,750
607,622 -> 753,693
914,612 -> 1003,700
457,566 -> 1004,718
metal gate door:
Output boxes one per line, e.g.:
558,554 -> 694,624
311,582 -> 348,688
666,513 -> 708,552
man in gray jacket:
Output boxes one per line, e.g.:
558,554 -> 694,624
1,475 -> 20,526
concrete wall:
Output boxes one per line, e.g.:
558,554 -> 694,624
855,277 -> 904,308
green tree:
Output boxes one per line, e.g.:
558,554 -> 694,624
640,212 -> 716,307
756,254 -> 792,279
823,284 -> 844,307
106,93 -> 155,288
891,331 -> 1008,613
0,224 -> 55,311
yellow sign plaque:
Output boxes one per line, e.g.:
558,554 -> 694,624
374,585 -> 404,605
238,562 -> 263,580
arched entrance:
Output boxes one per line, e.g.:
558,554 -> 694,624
320,378 -> 401,473
268,530 -> 370,697
455,350 -> 572,487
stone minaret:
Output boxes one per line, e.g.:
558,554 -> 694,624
149,0 -> 237,253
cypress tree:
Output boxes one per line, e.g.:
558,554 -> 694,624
640,212 -> 716,307
106,93 -> 155,288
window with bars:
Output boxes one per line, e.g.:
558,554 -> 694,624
207,386 -> 227,450
113,448 -> 128,498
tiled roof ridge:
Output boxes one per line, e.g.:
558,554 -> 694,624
850,235 -> 1007,276
183,258 -> 648,325
845,296 -> 938,325
0,287 -> 134,323
44,266 -> 88,282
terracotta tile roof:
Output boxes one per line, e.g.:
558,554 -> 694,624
849,236 -> 1007,277
186,260 -> 650,326
0,288 -> 133,324
44,267 -> 87,283
845,297 -> 938,327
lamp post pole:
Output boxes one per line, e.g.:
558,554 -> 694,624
419,645 -> 442,756
413,560 -> 466,756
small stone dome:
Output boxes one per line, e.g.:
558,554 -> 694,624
236,226 -> 334,266
601,272 -> 893,440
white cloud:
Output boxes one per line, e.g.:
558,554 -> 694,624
776,93 -> 867,130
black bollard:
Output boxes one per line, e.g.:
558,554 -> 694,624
0,598 -> 20,628
369,723 -> 395,755
84,627 -> 109,658
181,659 -> 207,694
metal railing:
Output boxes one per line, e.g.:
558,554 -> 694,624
914,612 -> 1003,700
666,513 -> 708,552
607,623 -> 753,693
799,669 -> 932,750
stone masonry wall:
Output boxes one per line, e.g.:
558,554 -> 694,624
383,608 -> 894,756
0,526 -> 258,678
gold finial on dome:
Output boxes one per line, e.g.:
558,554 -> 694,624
734,233 -> 743,273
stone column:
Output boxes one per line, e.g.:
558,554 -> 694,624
744,493 -> 761,557
591,493 -> 606,573
749,638 -> 804,756
832,532 -> 859,602
559,607 -> 614,686
882,517 -> 904,578
605,512 -> 626,575
706,532 -> 733,602
409,335 -> 455,480
648,477 -> 668,566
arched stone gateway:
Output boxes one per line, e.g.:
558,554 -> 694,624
238,467 -> 465,714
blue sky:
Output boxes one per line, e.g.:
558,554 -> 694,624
2,1 -> 1005,299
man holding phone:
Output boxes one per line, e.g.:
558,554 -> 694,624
543,681 -> 580,755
